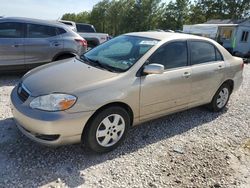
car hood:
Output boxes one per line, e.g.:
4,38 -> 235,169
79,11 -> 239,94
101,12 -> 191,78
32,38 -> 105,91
22,58 -> 118,96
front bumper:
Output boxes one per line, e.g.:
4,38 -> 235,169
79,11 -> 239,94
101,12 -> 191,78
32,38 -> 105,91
11,86 -> 94,146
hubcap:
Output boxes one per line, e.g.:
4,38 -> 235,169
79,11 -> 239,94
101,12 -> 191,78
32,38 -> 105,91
96,114 -> 125,147
216,88 -> 229,108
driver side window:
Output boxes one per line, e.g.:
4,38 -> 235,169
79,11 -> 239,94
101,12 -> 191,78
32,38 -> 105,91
148,41 -> 188,69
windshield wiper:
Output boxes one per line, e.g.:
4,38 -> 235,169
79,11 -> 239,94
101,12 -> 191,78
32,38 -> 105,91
80,55 -> 124,73
92,60 -> 118,72
80,55 -> 118,72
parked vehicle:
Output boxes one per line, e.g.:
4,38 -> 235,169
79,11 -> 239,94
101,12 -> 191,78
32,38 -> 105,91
58,20 -> 77,32
11,32 -> 244,153
59,20 -> 109,49
0,17 -> 87,72
76,23 -> 109,49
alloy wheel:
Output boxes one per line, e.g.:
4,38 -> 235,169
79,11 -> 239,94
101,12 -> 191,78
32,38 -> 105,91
96,114 -> 125,147
216,88 -> 229,108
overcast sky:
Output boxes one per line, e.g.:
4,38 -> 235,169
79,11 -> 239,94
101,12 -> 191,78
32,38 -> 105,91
0,0 -> 102,20
0,0 -> 173,20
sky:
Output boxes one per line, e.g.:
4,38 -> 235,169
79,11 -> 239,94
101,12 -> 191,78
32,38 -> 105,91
0,0 -> 173,20
0,0 -> 102,20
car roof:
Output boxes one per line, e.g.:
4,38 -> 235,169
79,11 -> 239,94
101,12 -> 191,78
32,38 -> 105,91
0,17 -> 67,28
126,31 -> 214,42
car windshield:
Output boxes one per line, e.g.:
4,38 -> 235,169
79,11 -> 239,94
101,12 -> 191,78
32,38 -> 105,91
80,35 -> 159,72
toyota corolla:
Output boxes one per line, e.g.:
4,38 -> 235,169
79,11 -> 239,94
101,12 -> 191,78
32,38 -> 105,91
11,32 -> 244,153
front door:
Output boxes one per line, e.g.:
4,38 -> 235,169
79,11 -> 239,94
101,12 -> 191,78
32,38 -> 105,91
140,41 -> 192,121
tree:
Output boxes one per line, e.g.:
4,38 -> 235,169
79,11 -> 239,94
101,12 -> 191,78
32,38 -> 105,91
89,0 -> 110,33
160,0 -> 190,30
224,0 -> 250,19
61,0 -> 250,35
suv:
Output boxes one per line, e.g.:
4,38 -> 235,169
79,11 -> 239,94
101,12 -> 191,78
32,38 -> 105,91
59,20 -> 109,49
0,17 -> 87,72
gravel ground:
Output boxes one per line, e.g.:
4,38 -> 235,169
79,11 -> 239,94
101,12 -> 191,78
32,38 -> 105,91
0,65 -> 249,188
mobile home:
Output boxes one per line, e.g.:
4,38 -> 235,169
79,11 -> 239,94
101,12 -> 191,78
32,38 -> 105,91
183,19 -> 250,57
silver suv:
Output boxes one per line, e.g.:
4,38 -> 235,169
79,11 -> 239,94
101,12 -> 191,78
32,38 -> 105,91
0,17 -> 87,72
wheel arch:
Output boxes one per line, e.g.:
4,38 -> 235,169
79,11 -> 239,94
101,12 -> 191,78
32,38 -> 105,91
81,102 -> 134,142
52,51 -> 77,61
222,79 -> 234,93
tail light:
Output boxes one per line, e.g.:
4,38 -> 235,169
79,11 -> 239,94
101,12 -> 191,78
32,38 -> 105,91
75,39 -> 87,47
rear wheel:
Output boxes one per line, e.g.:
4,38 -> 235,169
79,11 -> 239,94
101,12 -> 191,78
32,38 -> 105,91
208,83 -> 231,112
83,106 -> 130,153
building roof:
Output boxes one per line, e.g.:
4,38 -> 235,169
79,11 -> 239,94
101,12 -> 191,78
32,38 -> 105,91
204,19 -> 247,25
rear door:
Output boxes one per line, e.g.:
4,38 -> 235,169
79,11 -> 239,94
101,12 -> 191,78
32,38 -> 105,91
188,40 -> 225,106
24,23 -> 63,68
0,22 -> 25,69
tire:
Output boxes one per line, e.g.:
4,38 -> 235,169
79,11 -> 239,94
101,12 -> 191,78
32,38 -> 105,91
83,106 -> 130,153
55,54 -> 75,61
208,83 -> 231,112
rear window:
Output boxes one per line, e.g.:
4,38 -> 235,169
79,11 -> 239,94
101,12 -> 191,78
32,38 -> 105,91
190,41 -> 216,65
76,24 -> 96,33
27,24 -> 57,38
61,22 -> 73,26
57,28 -> 67,35
216,49 -> 223,61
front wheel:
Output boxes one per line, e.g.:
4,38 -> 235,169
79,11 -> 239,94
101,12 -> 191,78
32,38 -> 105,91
83,106 -> 130,153
208,83 -> 231,112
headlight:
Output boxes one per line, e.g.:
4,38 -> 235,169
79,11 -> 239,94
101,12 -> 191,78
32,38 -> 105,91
30,94 -> 77,111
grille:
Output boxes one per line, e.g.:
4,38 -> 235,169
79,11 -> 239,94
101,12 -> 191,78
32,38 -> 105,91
17,83 -> 30,102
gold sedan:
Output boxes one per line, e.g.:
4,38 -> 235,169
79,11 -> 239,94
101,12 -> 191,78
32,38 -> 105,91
11,32 -> 244,153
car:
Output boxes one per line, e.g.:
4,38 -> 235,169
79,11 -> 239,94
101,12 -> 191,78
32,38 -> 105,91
59,20 -> 109,50
75,23 -> 110,49
0,17 -> 87,72
11,32 -> 244,153
58,20 -> 77,32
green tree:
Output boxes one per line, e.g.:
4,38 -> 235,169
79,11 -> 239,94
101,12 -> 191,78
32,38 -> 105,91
160,0 -> 190,30
224,0 -> 250,19
61,0 -> 250,35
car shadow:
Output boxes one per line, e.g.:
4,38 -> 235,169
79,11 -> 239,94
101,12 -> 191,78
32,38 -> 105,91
0,106 -> 228,187
0,74 -> 22,87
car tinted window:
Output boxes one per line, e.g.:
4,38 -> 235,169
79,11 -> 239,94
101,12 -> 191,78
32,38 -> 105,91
61,21 -> 73,26
148,41 -> 188,69
190,41 -> 216,65
76,24 -> 96,33
27,24 -> 57,38
0,22 -> 23,38
216,49 -> 223,61
57,28 -> 67,35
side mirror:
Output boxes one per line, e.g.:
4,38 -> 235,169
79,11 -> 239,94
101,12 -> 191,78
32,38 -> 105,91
143,64 -> 164,75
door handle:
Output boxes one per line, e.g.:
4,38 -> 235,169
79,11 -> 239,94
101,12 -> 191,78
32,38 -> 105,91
51,42 -> 61,47
183,72 -> 191,78
217,65 -> 223,70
